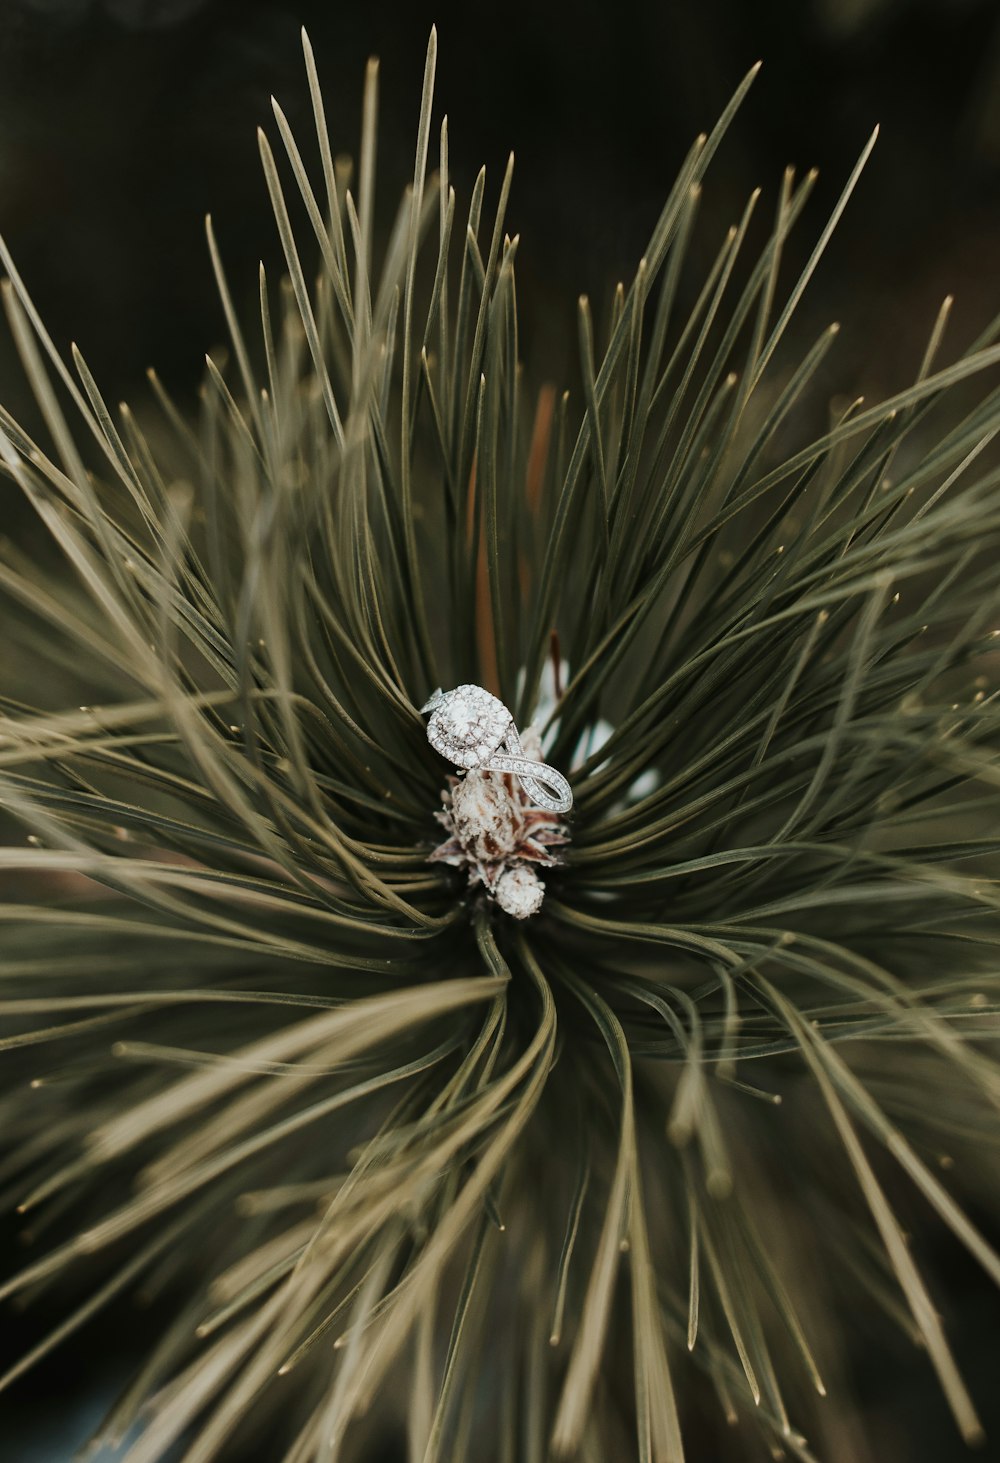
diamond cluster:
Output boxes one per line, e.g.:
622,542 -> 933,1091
426,685 -> 512,769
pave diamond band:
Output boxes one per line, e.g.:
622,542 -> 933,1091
422,685 -> 573,814
493,723 -> 573,813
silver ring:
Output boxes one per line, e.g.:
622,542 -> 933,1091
422,685 -> 573,814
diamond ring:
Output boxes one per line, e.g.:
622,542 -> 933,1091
421,685 -> 573,814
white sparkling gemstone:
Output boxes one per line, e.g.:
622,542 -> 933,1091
427,684 -> 512,769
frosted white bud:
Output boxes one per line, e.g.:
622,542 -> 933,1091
494,865 -> 545,919
429,721 -> 566,918
449,773 -> 521,862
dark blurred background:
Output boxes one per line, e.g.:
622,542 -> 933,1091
2,0 -> 1000,1458
2,0 -> 1000,409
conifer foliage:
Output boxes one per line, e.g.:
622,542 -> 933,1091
2,28 -> 1000,1463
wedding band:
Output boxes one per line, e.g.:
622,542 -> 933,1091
422,685 -> 573,814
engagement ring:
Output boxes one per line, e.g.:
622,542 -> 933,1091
422,685 -> 573,814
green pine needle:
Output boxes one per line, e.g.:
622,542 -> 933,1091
1,26 -> 1000,1462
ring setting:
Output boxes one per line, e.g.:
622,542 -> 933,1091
422,685 -> 573,814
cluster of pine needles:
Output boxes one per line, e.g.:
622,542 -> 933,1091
1,26 -> 1000,1463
